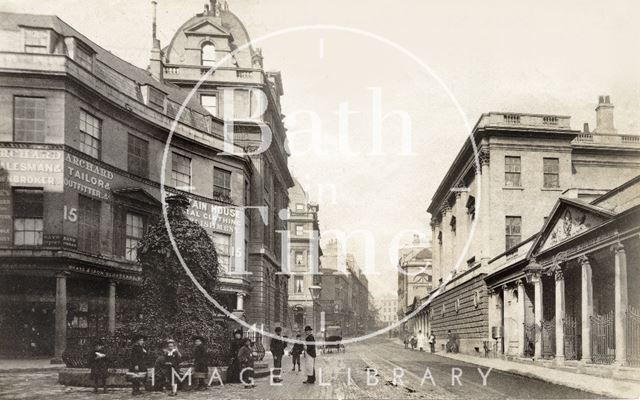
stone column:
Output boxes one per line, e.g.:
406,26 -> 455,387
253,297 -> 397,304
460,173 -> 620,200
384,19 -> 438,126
479,149 -> 491,265
533,275 -> 543,359
52,272 -> 68,364
108,281 -> 116,333
613,242 -> 628,366
236,292 -> 245,311
517,279 -> 526,357
554,267 -> 565,363
580,255 -> 593,362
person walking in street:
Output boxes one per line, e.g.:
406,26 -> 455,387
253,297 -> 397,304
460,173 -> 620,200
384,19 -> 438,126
227,329 -> 243,383
302,326 -> 316,384
238,338 -> 255,389
290,334 -> 304,372
269,327 -> 286,383
192,335 -> 208,391
410,334 -> 417,350
87,338 -> 109,393
129,334 -> 148,396
417,330 -> 425,351
428,332 -> 436,353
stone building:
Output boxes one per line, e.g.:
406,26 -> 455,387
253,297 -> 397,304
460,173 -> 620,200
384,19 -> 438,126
0,3 -> 293,360
413,98 -> 640,354
485,176 -> 640,366
397,235 -> 432,331
287,179 -> 322,333
375,296 -> 398,326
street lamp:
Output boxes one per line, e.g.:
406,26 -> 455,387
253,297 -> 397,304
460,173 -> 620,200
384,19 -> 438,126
309,285 -> 322,301
523,258 -> 544,283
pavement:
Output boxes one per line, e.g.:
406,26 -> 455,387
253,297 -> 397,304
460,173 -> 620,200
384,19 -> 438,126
0,358 -> 63,373
0,338 -> 629,399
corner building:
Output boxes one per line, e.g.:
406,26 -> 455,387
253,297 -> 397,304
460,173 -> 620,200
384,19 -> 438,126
0,3 -> 293,361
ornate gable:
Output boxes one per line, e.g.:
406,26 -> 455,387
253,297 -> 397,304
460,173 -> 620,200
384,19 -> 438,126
532,198 -> 615,254
184,20 -> 231,37
412,272 -> 431,284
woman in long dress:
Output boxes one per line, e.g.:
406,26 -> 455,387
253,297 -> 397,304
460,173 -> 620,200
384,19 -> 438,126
227,329 -> 244,383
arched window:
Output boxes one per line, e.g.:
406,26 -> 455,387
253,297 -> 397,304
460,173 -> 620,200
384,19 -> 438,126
201,43 -> 216,66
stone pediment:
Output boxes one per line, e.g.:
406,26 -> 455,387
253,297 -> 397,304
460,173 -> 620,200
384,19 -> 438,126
532,198 -> 615,254
112,188 -> 161,208
412,272 -> 430,284
184,20 -> 231,37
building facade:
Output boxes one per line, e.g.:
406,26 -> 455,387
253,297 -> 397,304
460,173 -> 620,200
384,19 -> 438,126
0,4 -> 293,360
375,296 -> 398,326
287,179 -> 322,333
413,97 -> 640,354
397,235 -> 433,330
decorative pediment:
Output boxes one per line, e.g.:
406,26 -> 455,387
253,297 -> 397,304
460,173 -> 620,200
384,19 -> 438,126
112,188 -> 162,208
531,198 -> 615,255
412,272 -> 430,284
184,20 -> 231,37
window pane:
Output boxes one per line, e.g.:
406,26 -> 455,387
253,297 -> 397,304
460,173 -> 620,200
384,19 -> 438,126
171,153 -> 191,189
79,110 -> 101,158
14,97 -> 46,142
201,94 -> 217,116
202,43 -> 216,66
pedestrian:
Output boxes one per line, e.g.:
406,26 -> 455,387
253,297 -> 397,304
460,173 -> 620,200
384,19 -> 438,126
290,334 -> 304,372
227,329 -> 243,383
417,330 -> 425,352
429,332 -> 436,353
87,338 -> 109,393
192,335 -> 208,391
164,339 -> 182,396
128,334 -> 148,396
237,338 -> 255,388
403,334 -> 409,349
302,325 -> 316,384
410,335 -> 417,350
269,327 -> 286,383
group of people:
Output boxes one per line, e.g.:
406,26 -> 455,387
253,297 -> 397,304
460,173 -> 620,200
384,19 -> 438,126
87,325 -> 319,395
404,330 -> 437,353
403,329 -> 459,354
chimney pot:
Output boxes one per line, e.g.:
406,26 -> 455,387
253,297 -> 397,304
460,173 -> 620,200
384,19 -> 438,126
594,95 -> 616,134
583,123 -> 590,134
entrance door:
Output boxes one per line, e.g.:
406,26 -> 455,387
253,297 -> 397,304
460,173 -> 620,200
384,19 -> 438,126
0,300 -> 55,357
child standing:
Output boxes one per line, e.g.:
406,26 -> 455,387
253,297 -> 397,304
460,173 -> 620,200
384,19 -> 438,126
290,334 -> 304,372
87,339 -> 109,393
237,338 -> 255,388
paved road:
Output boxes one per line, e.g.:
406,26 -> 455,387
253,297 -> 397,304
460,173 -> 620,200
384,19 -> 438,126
0,338 -> 606,399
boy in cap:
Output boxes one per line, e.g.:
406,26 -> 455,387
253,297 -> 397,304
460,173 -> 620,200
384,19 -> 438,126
269,327 -> 286,383
88,338 -> 109,393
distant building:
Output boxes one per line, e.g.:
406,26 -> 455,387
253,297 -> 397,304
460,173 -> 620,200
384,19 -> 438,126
397,235 -> 432,332
287,179 -> 322,333
375,296 -> 398,325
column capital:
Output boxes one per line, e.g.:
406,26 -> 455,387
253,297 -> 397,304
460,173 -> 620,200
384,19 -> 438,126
554,266 -> 564,281
578,254 -> 591,266
611,241 -> 625,254
55,271 -> 70,279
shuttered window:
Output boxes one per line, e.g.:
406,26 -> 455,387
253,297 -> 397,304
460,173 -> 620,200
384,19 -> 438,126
78,195 -> 101,254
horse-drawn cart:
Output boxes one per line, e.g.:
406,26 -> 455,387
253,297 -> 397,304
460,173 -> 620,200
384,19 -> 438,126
322,325 -> 345,353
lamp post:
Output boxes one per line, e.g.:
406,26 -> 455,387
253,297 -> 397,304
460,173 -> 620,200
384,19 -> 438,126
309,285 -> 322,331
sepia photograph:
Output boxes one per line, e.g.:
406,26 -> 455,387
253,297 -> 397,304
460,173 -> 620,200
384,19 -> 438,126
0,0 -> 639,399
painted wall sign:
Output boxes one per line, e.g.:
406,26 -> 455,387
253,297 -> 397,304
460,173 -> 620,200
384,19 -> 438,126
64,153 -> 113,200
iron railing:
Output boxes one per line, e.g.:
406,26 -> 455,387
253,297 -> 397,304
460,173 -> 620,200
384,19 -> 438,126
563,316 -> 580,360
627,306 -> 640,367
541,319 -> 555,358
591,311 -> 615,364
523,322 -> 536,357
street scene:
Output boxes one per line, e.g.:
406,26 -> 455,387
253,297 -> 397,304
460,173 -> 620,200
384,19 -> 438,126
0,0 -> 639,399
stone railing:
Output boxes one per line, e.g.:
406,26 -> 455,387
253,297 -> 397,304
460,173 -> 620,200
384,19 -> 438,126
162,64 -> 263,84
573,133 -> 640,147
477,112 -> 572,130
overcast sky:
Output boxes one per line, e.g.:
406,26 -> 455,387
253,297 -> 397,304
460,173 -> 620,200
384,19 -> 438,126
4,0 -> 639,298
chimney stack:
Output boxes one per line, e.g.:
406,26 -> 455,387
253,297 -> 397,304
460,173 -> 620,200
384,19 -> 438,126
593,95 -> 616,134
149,1 -> 163,82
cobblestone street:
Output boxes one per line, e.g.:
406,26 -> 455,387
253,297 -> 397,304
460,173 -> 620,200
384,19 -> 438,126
0,339 -> 607,400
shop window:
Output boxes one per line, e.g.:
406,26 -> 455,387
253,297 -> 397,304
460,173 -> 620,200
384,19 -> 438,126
505,156 -> 521,187
24,29 -> 49,53
127,134 -> 148,178
201,43 -> 216,67
14,97 -> 46,143
505,216 -> 522,250
79,110 -> 101,159
213,167 -> 232,197
12,188 -> 43,246
171,152 -> 191,190
77,195 -> 101,254
125,213 -> 144,262
543,158 -> 560,188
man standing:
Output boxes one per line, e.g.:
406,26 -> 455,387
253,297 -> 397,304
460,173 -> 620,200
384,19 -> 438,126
269,327 -> 286,383
302,326 -> 316,384
129,334 -> 147,396
192,335 -> 208,390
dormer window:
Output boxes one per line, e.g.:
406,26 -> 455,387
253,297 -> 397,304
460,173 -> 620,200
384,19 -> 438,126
75,45 -> 93,71
201,43 -> 216,67
24,29 -> 49,54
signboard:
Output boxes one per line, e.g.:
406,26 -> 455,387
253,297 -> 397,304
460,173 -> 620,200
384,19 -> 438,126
64,153 -> 114,200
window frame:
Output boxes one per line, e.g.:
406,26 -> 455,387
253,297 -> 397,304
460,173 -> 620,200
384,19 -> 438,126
504,156 -> 522,187
79,109 -> 102,159
543,157 -> 560,188
77,195 -> 101,254
201,93 -> 218,117
14,96 -> 46,143
213,166 -> 232,197
127,134 -> 149,178
125,212 -> 144,262
12,187 -> 44,247
171,152 -> 192,190
505,216 -> 522,251
294,275 -> 304,294
201,42 -> 216,67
